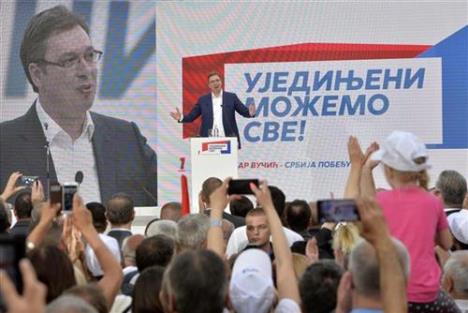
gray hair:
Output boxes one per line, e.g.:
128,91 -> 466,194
145,219 -> 178,240
436,170 -> 467,207
46,295 -> 97,313
444,251 -> 468,296
176,214 -> 209,251
349,238 -> 410,299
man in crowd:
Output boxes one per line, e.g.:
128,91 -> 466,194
443,251 -> 468,312
106,193 -> 135,248
160,202 -> 182,222
284,199 -> 312,240
9,191 -> 33,236
160,250 -> 228,313
435,170 -> 468,249
245,208 -> 273,256
0,5 -> 157,205
226,185 -> 303,257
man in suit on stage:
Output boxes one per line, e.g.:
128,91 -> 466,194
170,72 -> 256,148
0,5 -> 158,206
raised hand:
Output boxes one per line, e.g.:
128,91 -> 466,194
0,172 -> 25,201
170,107 -> 182,121
249,103 -> 256,117
250,180 -> 275,211
363,142 -> 380,170
347,136 -> 365,166
209,177 -> 231,211
31,181 -> 45,206
0,259 -> 47,313
355,196 -> 390,245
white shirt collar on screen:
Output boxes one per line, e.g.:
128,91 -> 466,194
35,98 -> 101,204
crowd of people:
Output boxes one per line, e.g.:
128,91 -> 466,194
0,130 -> 467,313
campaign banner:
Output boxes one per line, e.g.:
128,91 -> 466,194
225,58 -> 442,199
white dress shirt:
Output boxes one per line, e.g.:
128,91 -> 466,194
211,91 -> 225,137
180,91 -> 226,137
225,225 -> 304,258
36,99 -> 101,203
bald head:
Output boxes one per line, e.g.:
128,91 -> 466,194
160,202 -> 182,222
443,251 -> 468,299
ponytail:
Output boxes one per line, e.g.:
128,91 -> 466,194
418,170 -> 429,190
413,157 -> 429,190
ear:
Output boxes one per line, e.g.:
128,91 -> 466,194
28,63 -> 44,90
442,274 -> 454,293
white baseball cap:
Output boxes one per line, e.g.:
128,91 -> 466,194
448,210 -> 468,244
229,249 -> 276,313
372,130 -> 430,172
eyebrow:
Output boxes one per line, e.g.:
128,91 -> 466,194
57,46 -> 94,59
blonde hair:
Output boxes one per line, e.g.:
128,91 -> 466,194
386,157 -> 429,190
332,223 -> 361,255
292,253 -> 310,280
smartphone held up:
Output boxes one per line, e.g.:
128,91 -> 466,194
317,199 -> 360,223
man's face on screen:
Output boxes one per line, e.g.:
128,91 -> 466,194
36,26 -> 97,116
208,74 -> 222,94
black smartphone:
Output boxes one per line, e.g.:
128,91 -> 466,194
228,179 -> 259,195
317,199 -> 360,223
18,176 -> 38,187
0,234 -> 26,293
62,182 -> 78,213
49,182 -> 62,207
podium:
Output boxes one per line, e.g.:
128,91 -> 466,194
190,137 -> 238,213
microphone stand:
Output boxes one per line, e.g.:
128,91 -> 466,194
44,123 -> 51,201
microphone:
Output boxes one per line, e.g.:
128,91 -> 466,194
44,122 -> 51,200
75,171 -> 84,184
130,180 -> 158,205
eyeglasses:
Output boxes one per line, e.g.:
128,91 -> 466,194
35,49 -> 103,69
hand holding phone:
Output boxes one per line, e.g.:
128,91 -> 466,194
18,176 -> 38,187
228,179 -> 259,195
62,183 -> 78,213
317,199 -> 360,223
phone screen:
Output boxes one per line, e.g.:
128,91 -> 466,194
62,183 -> 78,212
317,199 -> 360,223
49,182 -> 62,206
228,179 -> 259,195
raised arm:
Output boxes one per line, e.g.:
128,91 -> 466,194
344,136 -> 364,198
71,195 -> 123,309
206,178 -> 231,258
357,197 -> 407,313
359,143 -> 380,197
27,202 -> 61,246
0,172 -> 25,201
251,181 -> 300,304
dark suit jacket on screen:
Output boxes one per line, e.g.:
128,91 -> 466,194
0,103 -> 158,206
181,91 -> 253,148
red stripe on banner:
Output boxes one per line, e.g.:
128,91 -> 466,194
182,43 -> 430,138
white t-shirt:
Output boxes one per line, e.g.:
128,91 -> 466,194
85,233 -> 121,276
226,226 -> 303,258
